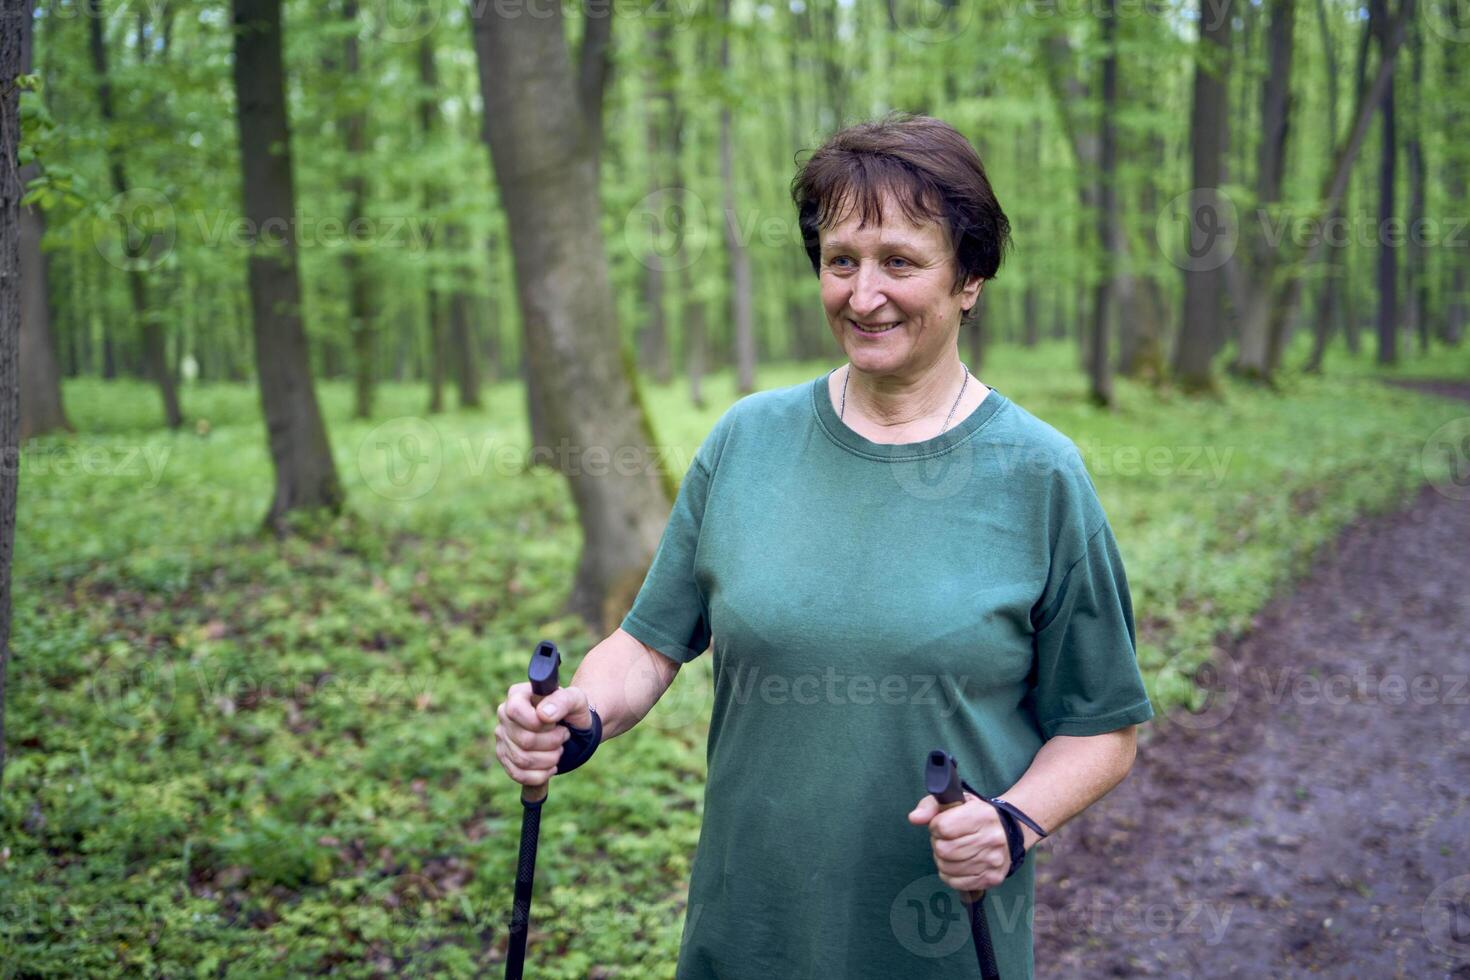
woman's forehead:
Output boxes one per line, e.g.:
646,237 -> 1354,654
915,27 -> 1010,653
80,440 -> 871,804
820,187 -> 947,248
820,213 -> 947,252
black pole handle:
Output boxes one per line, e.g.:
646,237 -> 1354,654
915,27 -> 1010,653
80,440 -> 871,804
926,749 -> 965,806
925,749 -> 1001,980
506,641 -> 562,980
522,641 -> 561,805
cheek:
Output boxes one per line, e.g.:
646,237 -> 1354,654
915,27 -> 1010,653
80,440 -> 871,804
819,277 -> 849,316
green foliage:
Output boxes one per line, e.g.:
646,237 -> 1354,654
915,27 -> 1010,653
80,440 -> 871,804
6,344 -> 1468,974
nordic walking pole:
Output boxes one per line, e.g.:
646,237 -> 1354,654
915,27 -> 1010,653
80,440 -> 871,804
925,749 -> 1001,980
505,640 -> 562,980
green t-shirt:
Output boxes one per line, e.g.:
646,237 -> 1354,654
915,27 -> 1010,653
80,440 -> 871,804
620,370 -> 1155,979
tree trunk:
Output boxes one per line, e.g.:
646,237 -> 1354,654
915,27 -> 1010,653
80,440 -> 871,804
1,0 -> 28,791
231,0 -> 344,531
1039,21 -> 1152,393
16,164 -> 67,440
1305,0 -> 1345,373
17,4 -> 68,439
576,4 -> 614,172
638,23 -> 671,384
449,286 -> 480,409
1115,76 -> 1167,381
1372,0 -> 1398,366
87,0 -> 181,427
1232,0 -> 1296,379
1439,0 -> 1467,344
337,0 -> 375,418
1172,0 -> 1234,391
1403,6 -> 1427,353
1263,0 -> 1417,368
418,31 -> 446,414
667,73 -> 706,408
718,1 -> 756,396
470,0 -> 673,631
1090,0 -> 1118,407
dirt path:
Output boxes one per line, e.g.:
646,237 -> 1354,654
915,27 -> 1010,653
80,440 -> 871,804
1034,382 -> 1470,979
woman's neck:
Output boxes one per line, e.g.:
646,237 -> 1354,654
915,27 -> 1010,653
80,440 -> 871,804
844,359 -> 971,430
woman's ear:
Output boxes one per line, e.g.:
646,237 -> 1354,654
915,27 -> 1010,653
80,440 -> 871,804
962,276 -> 984,313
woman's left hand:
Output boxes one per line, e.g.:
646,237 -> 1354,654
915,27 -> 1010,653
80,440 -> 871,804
907,790 -> 1011,893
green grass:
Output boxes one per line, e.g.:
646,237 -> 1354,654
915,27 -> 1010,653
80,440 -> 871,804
4,339 -> 1468,976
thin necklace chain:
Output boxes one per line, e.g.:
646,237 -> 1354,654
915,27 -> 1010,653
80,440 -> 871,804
840,363 -> 970,437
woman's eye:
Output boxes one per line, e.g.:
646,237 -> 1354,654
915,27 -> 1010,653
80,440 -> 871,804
828,256 -> 853,268
888,257 -> 910,268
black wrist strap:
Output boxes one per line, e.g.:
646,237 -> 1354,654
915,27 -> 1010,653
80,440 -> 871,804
555,706 -> 602,774
961,779 -> 1048,880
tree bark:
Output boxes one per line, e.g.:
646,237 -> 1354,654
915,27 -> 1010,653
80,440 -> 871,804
577,3 -> 614,171
470,0 -> 673,631
1172,0 -> 1234,391
417,31 -> 446,414
718,0 -> 756,396
0,0 -> 27,791
17,2 -> 67,440
1265,0 -> 1417,368
1089,0 -> 1118,407
340,0 -> 376,418
1115,54 -> 1168,381
231,0 -> 344,531
1232,0 -> 1296,379
449,283 -> 480,409
666,55 -> 707,408
1442,0 -> 1468,344
1039,18 -> 1153,393
1372,0 -> 1398,366
87,0 -> 181,427
638,23 -> 671,384
1403,5 -> 1427,353
1305,0 -> 1345,373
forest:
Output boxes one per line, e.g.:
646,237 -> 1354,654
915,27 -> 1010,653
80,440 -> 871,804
0,0 -> 1468,973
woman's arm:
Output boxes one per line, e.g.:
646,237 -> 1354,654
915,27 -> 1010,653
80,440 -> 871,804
496,628 -> 682,789
565,627 -> 684,740
1000,726 -> 1139,850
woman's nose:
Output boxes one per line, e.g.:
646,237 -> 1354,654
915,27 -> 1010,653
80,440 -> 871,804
847,263 -> 887,316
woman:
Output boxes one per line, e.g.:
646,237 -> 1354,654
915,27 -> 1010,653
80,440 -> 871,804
495,114 -> 1154,979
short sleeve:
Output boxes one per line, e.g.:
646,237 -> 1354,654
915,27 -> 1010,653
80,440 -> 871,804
619,446 -> 715,665
1030,515 -> 1155,740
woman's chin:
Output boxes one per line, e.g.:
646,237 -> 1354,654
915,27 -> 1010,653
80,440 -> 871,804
844,347 -> 907,373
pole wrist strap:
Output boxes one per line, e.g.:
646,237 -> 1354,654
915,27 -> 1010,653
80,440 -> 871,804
555,706 -> 602,774
961,778 -> 1049,880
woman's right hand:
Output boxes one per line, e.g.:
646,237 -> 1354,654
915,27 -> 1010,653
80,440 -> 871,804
493,682 -> 593,787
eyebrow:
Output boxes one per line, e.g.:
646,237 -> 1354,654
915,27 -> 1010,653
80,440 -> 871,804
820,235 -> 925,254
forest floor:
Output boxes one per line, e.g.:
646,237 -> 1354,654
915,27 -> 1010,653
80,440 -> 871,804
10,350 -> 1470,976
1033,381 -> 1470,978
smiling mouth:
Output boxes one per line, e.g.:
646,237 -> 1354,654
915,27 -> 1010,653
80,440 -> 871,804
850,319 -> 902,334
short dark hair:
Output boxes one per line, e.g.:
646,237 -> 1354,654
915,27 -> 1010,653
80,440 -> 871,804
790,113 -> 1012,322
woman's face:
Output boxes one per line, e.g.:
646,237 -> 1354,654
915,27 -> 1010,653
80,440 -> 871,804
818,189 -> 982,382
